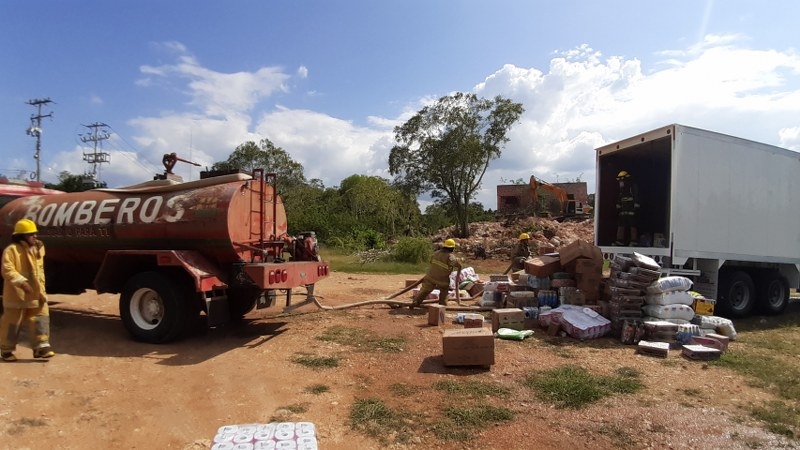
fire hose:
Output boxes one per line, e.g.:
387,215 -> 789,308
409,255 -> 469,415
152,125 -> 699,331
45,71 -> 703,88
309,277 -> 491,311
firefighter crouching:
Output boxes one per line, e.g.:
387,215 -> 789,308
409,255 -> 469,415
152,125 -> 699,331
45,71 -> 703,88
410,239 -> 462,309
510,232 -> 532,272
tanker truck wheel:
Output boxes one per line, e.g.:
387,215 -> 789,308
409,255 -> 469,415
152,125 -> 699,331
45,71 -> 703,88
120,271 -> 188,343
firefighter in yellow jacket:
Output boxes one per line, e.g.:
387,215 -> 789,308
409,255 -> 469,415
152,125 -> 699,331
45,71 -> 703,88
410,239 -> 462,309
1,219 -> 55,361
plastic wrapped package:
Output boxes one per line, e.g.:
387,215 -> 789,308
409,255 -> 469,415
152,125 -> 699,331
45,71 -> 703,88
642,304 -> 695,321
613,255 -> 634,270
628,266 -> 661,281
647,276 -> 694,294
631,252 -> 661,271
559,307 -> 611,340
645,290 -> 695,306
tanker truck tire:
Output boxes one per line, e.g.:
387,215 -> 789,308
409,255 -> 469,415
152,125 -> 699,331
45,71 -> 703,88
120,271 -> 188,344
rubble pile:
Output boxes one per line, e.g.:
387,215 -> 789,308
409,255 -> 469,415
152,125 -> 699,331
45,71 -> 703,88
431,217 -> 594,259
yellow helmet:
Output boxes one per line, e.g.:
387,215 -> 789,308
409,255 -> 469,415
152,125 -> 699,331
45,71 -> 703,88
519,233 -> 530,240
442,238 -> 456,249
13,218 -> 38,235
617,170 -> 630,179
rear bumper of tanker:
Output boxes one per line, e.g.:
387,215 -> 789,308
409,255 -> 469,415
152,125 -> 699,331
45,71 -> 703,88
243,261 -> 330,289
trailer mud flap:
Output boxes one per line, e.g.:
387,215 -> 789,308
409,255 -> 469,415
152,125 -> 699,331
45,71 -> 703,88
205,292 -> 230,327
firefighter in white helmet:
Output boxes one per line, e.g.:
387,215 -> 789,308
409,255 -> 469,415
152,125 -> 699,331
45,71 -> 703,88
1,219 -> 55,361
410,238 -> 462,309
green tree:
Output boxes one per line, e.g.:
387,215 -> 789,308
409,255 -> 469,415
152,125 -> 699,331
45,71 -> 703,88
338,175 -> 420,237
212,139 -> 306,190
389,92 -> 523,237
45,171 -> 102,192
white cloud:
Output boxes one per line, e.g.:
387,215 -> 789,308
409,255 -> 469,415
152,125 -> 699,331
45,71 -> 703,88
297,65 -> 308,78
89,36 -> 800,212
470,35 -> 800,208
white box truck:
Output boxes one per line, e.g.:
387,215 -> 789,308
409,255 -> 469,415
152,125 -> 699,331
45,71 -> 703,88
594,124 -> 800,318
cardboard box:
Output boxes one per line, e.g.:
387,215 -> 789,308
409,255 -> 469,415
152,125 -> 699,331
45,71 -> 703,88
467,281 -> 485,297
427,305 -> 446,326
576,274 -> 602,302
692,298 -> 716,316
524,255 -> 561,277
558,240 -> 600,267
491,308 -> 525,332
571,258 -> 603,275
463,313 -> 485,328
405,278 -> 421,288
442,328 -> 495,367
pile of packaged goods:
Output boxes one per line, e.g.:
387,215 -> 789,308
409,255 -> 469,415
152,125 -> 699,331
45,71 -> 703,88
212,422 -> 317,450
605,253 -> 661,335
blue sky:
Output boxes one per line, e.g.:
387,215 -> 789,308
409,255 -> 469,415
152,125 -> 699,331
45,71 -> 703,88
2,1 -> 799,209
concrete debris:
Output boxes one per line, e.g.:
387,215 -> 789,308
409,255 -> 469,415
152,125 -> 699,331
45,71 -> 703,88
430,217 -> 594,259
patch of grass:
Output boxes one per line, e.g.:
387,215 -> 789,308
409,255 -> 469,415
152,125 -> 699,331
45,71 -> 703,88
432,405 -> 514,442
547,345 -> 576,359
432,379 -> 511,399
305,384 -> 330,395
681,388 -> 703,398
714,349 -> 800,400
7,417 -> 48,435
325,248 -> 425,274
750,401 -> 798,438
14,417 -> 48,427
291,352 -> 340,369
285,403 -> 309,414
707,325 -> 800,437
443,405 -> 514,426
389,383 -> 422,397
349,398 -> 417,444
597,423 -> 636,448
523,365 -> 644,409
318,325 -> 406,353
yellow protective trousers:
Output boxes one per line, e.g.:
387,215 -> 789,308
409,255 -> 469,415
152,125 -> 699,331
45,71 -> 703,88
0,302 -> 50,352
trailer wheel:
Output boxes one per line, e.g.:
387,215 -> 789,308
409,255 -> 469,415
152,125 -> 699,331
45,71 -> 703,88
757,272 -> 789,315
717,270 -> 755,318
120,271 -> 187,343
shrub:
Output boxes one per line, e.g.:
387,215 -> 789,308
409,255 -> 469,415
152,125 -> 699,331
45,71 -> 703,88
390,237 -> 432,264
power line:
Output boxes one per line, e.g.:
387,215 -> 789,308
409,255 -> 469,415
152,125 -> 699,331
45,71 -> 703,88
25,97 -> 54,182
79,122 -> 111,181
104,124 -> 163,176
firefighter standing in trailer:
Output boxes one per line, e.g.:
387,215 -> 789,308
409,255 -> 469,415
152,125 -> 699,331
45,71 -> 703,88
615,171 -> 640,246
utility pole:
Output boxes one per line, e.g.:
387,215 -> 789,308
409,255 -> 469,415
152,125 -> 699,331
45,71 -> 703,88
80,122 -> 111,183
26,98 -> 54,183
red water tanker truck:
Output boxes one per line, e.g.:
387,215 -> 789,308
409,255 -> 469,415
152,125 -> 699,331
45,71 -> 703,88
0,170 -> 329,343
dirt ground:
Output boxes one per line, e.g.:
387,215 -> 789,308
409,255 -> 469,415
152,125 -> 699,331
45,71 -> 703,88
1,257 -> 797,450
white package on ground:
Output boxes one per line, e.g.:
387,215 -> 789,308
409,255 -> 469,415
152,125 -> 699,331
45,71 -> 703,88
693,315 -> 738,340
213,422 -> 317,450
558,306 -> 611,340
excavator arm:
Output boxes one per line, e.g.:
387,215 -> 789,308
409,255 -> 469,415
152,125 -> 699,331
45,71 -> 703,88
529,175 -> 568,214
